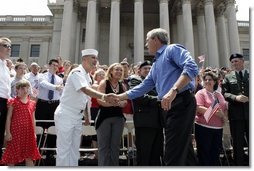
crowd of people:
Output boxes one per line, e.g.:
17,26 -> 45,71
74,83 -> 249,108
0,27 -> 249,167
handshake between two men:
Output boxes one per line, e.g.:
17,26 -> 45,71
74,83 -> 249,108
102,92 -> 128,107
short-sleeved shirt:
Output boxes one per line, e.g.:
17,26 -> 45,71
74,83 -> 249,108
59,65 -> 92,112
195,88 -> 227,128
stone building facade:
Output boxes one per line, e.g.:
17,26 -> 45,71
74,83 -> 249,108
0,0 -> 250,68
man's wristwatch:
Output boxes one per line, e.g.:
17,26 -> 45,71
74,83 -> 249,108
172,86 -> 179,94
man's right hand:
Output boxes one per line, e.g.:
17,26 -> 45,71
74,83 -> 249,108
104,93 -> 120,105
56,84 -> 64,91
235,95 -> 249,103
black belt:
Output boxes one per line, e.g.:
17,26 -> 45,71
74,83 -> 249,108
176,89 -> 193,97
0,97 -> 8,102
38,99 -> 60,104
157,89 -> 192,103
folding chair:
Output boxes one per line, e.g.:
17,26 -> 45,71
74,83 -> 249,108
79,125 -> 98,160
34,126 -> 44,166
39,126 -> 57,166
35,126 -> 44,148
244,134 -> 249,156
220,120 -> 233,166
130,127 -> 136,165
191,123 -> 197,152
120,127 -> 128,161
124,121 -> 135,151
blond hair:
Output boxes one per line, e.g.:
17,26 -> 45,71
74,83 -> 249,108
0,37 -> 11,45
105,63 -> 124,81
15,79 -> 30,89
93,68 -> 105,81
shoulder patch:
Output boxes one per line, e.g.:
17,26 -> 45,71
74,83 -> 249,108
72,70 -> 81,74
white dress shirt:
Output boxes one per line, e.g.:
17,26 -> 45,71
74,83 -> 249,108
24,72 -> 42,98
24,72 -> 42,89
37,72 -> 63,100
0,59 -> 11,99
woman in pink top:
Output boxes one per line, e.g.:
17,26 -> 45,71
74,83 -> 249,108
195,71 -> 227,166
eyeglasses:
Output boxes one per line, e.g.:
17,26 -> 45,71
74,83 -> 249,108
0,44 -> 11,49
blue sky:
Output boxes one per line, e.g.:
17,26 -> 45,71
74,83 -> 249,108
0,0 -> 250,21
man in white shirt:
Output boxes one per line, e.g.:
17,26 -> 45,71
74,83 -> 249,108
54,49 -> 117,166
36,59 -> 63,129
0,37 -> 12,159
24,62 -> 42,99
35,59 -> 63,160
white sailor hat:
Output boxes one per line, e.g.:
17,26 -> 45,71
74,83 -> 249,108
30,62 -> 39,67
81,49 -> 98,57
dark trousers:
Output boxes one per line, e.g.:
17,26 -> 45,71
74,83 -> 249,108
35,99 -> 59,158
163,91 -> 197,166
35,99 -> 59,129
195,124 -> 223,166
135,127 -> 164,166
229,119 -> 249,166
0,98 -> 8,159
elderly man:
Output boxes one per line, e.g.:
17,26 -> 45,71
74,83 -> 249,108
0,37 -> 12,159
24,62 -> 41,99
54,49 -> 117,166
116,28 -> 199,166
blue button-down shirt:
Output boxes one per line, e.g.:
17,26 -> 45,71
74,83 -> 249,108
127,44 -> 199,100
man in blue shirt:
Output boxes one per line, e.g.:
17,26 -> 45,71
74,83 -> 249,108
117,28 -> 199,165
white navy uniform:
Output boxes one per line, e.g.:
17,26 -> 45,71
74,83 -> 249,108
54,64 -> 92,166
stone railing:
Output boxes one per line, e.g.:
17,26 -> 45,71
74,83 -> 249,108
47,0 -> 64,5
237,20 -> 249,27
0,15 -> 52,23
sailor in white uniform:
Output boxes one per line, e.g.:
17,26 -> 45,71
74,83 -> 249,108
54,49 -> 118,166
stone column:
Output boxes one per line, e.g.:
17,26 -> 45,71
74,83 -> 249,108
196,5 -> 208,66
204,0 -> 219,67
50,9 -> 63,59
159,0 -> 170,40
85,0 -> 97,49
134,0 -> 144,63
39,37 -> 50,66
216,5 -> 230,68
171,21 -> 178,43
176,3 -> 184,44
182,0 -> 195,57
59,0 -> 74,60
20,37 -> 30,64
109,0 -> 120,64
75,21 -> 81,63
225,0 -> 240,54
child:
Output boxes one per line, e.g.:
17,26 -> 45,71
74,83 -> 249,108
0,79 -> 41,166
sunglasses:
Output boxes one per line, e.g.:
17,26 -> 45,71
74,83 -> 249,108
0,44 -> 12,49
